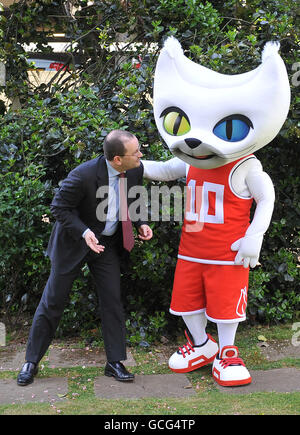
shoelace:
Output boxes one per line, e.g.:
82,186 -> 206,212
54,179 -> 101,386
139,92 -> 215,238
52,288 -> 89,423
220,357 -> 245,369
178,331 -> 195,358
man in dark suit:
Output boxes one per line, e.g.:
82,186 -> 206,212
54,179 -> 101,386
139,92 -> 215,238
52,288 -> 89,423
17,130 -> 152,386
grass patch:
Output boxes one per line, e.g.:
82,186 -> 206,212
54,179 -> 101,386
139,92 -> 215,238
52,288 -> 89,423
0,324 -> 299,415
1,391 -> 299,416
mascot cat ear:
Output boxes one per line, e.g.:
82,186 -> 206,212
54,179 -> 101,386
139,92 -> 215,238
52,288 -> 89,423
154,37 -> 291,169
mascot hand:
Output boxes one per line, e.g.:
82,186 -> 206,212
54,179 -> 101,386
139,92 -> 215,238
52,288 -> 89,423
231,234 -> 263,269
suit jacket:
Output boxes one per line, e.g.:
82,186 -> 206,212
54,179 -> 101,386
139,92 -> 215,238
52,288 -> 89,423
46,155 -> 146,273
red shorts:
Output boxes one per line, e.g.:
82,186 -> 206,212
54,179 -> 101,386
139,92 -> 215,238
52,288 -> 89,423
170,259 -> 249,322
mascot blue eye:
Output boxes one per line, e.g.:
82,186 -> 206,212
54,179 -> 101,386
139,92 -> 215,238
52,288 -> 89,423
213,115 -> 253,142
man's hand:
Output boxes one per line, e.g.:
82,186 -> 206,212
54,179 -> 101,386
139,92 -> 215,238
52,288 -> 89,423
84,230 -> 105,254
138,224 -> 153,241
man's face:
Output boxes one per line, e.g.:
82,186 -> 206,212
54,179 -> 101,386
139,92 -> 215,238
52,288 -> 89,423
119,137 -> 143,170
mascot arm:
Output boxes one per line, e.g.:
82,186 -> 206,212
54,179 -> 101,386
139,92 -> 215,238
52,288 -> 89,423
231,160 -> 275,268
142,157 -> 186,181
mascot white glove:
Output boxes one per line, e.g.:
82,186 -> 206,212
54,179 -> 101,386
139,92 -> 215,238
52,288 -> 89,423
231,234 -> 264,268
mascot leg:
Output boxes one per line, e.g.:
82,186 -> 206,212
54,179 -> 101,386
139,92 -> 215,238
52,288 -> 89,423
212,322 -> 252,387
217,322 -> 238,351
168,312 -> 218,373
183,312 -> 208,344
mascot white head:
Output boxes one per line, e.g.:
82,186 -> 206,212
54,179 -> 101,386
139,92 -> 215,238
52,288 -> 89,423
153,37 -> 290,169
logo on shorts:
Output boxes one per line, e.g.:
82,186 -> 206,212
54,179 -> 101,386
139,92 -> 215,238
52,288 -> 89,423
236,287 -> 247,317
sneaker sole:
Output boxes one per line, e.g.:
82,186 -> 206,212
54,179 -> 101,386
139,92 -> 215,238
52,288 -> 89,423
169,352 -> 218,373
212,372 -> 252,387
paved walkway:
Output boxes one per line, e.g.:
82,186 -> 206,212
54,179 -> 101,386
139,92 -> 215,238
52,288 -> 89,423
0,341 -> 299,405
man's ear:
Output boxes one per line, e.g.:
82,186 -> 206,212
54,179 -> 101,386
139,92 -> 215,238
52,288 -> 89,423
112,156 -> 122,166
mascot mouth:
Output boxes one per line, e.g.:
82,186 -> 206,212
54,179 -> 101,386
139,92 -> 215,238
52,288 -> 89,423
194,154 -> 215,160
170,141 -> 218,162
176,149 -> 216,161
172,142 -> 257,163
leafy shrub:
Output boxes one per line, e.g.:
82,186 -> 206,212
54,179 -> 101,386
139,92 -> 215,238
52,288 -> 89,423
0,0 -> 299,339
0,164 -> 52,317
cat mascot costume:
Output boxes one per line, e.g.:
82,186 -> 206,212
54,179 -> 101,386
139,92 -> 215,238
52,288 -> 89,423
142,37 -> 290,386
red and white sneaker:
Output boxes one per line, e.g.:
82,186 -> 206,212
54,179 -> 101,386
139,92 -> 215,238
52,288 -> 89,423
169,331 -> 218,373
212,346 -> 252,387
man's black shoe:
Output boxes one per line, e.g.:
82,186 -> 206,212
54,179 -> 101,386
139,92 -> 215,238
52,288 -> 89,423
104,361 -> 134,382
17,362 -> 38,386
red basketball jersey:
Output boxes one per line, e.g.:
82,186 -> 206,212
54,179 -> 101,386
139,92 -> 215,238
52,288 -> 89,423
178,156 -> 254,263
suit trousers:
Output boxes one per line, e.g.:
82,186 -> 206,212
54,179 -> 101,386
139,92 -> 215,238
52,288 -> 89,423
25,231 -> 126,364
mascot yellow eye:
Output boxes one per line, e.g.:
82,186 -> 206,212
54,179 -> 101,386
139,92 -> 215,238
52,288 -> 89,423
161,106 -> 191,136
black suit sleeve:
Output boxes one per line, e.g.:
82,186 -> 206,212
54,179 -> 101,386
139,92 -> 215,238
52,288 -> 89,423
50,167 -> 89,241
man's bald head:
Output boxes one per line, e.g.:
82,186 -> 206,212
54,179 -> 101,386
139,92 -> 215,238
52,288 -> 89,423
103,130 -> 136,161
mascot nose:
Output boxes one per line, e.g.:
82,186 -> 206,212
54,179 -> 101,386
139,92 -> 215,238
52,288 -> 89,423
185,138 -> 202,149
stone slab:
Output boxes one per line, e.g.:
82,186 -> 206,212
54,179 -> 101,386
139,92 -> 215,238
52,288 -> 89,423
216,368 -> 300,394
48,346 -> 136,368
258,341 -> 300,361
0,344 -> 136,371
0,346 -> 26,371
94,373 -> 195,399
0,377 -> 68,405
